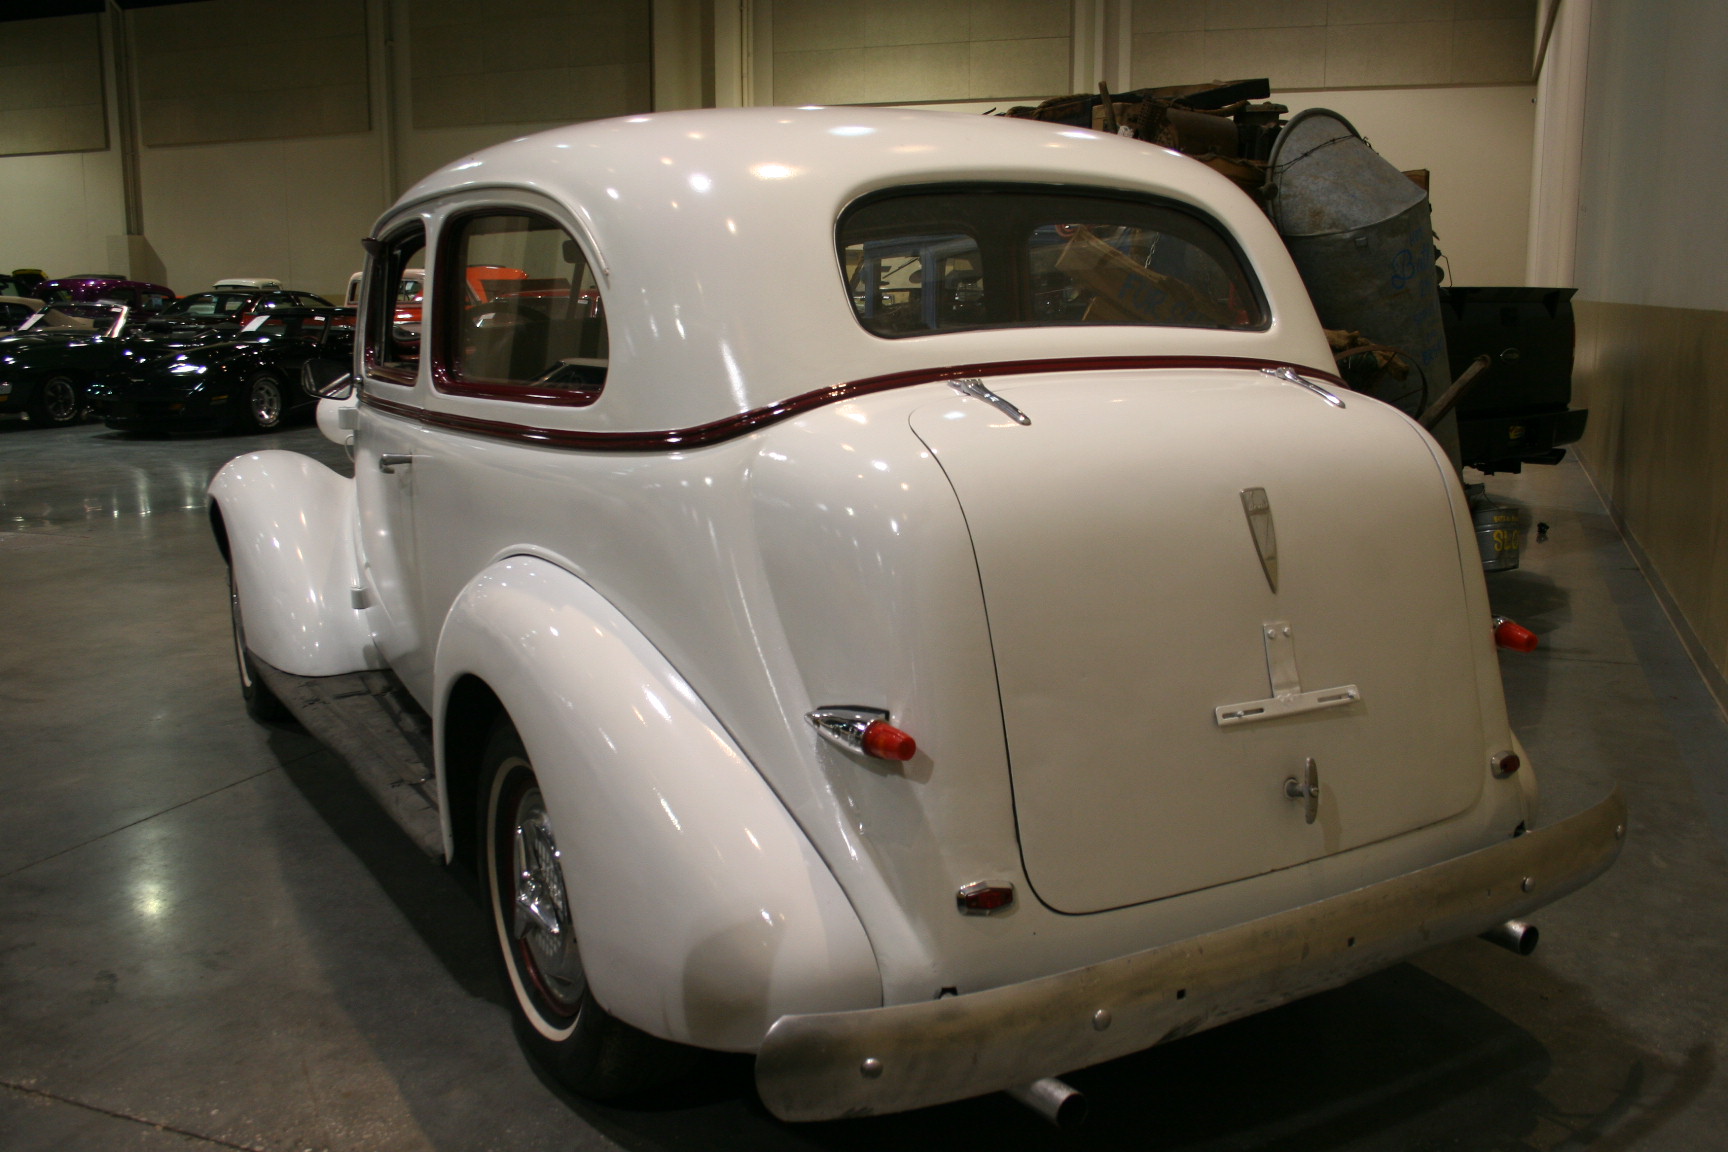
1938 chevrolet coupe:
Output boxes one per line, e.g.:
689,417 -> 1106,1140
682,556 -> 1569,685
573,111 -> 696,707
208,107 -> 1624,1122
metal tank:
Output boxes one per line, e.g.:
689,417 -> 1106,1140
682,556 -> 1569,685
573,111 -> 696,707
1266,109 -> 1456,460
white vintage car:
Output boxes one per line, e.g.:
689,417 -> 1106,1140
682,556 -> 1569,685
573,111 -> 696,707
208,107 -> 1624,1124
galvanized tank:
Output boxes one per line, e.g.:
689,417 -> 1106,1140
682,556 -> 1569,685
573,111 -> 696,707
1266,109 -> 1452,443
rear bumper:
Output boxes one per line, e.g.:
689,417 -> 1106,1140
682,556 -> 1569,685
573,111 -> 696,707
755,788 -> 1626,1121
1458,406 -> 1589,470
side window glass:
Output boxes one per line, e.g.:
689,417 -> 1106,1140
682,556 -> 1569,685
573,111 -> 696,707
368,227 -> 426,382
442,211 -> 607,397
844,233 -> 983,335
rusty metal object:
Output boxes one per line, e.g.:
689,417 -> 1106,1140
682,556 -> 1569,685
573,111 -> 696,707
1265,109 -> 1451,435
1420,354 -> 1493,429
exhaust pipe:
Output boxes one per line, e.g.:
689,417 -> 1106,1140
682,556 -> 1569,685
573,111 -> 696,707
1480,919 -> 1540,955
1006,1077 -> 1088,1128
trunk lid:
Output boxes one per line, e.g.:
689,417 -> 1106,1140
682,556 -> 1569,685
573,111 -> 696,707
910,368 -> 1484,914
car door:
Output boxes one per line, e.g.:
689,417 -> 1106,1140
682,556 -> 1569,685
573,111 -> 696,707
353,224 -> 438,702
404,205 -> 611,660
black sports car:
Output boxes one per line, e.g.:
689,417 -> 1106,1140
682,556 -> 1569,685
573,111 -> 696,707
0,303 -> 222,426
88,308 -> 354,433
164,288 -> 334,327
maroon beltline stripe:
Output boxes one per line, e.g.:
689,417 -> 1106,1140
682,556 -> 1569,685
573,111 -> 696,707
359,355 -> 1348,452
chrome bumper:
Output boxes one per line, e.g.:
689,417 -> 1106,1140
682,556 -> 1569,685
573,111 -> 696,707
755,789 -> 1626,1121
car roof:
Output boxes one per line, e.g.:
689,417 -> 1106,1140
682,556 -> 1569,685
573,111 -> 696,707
381,106 -> 1328,434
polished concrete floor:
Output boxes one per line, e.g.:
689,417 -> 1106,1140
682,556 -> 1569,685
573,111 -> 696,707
2,416 -> 1726,1151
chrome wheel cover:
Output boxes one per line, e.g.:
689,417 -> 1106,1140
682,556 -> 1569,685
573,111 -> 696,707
249,377 -> 282,428
510,785 -> 586,1013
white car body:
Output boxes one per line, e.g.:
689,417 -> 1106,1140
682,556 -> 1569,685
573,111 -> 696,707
344,267 -> 424,307
209,107 -> 1623,1121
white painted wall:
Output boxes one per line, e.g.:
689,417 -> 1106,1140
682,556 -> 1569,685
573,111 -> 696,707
0,2 -> 1540,299
1574,0 -> 1728,311
139,135 -> 387,300
0,149 -> 127,278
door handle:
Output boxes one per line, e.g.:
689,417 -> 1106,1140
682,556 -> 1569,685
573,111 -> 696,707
378,453 -> 414,473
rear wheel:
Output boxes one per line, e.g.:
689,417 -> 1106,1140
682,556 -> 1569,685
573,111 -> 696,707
30,375 -> 82,426
228,565 -> 291,723
238,372 -> 285,432
481,718 -> 696,1099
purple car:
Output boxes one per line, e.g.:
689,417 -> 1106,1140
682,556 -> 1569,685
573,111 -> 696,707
35,275 -> 176,313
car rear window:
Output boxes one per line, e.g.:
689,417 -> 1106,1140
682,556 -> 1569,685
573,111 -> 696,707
838,184 -> 1266,338
170,293 -> 251,317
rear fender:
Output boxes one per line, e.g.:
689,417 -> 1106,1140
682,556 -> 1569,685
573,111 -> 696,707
435,555 -> 881,1052
207,450 -> 376,676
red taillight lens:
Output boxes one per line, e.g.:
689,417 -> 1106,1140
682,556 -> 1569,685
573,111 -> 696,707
1493,752 -> 1521,775
1494,618 -> 1538,652
957,882 -> 1015,914
862,720 -> 916,761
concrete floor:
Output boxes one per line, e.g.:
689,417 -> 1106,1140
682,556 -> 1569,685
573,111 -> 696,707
1,416 -> 1725,1152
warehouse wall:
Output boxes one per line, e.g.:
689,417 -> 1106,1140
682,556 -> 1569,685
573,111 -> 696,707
0,0 -> 1535,298
1125,1 -> 1535,288
767,0 -> 1072,105
0,0 -> 654,301
1273,86 -> 1533,287
0,14 -> 126,278
884,1 -> 1536,285
1567,0 -> 1728,700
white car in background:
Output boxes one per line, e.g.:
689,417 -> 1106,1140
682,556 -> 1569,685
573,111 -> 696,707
208,107 -> 1624,1124
344,266 -> 423,308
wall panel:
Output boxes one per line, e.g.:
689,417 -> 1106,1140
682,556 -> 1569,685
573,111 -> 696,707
1574,301 -> 1728,693
0,149 -> 126,276
1568,0 -> 1728,698
771,0 -> 1072,104
138,134 -> 386,298
132,0 -> 370,147
407,0 -> 650,129
0,14 -> 107,156
1129,0 -> 1535,90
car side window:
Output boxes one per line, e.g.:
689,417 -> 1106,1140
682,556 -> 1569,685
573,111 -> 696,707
366,227 -> 426,384
438,211 -> 607,400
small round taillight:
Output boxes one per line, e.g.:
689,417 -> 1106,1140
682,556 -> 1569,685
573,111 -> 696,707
1492,751 -> 1521,776
862,720 -> 917,761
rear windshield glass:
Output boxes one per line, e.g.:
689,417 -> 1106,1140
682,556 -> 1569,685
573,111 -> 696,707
838,185 -> 1265,338
30,305 -> 122,332
167,292 -> 252,317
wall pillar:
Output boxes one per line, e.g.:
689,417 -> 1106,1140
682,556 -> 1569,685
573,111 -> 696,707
1526,0 -> 1592,287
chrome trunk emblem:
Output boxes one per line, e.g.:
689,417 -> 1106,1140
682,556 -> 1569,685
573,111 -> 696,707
1240,487 -> 1278,592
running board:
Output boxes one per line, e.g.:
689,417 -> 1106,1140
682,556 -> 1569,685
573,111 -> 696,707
251,661 -> 444,857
